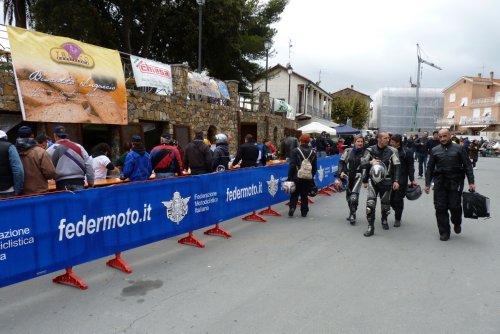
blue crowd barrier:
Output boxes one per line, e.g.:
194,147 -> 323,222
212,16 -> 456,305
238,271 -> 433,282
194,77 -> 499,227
0,155 -> 339,288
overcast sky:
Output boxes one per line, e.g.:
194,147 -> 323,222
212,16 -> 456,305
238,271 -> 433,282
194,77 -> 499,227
268,0 -> 500,96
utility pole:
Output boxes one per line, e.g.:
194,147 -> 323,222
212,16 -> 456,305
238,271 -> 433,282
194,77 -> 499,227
412,44 -> 442,132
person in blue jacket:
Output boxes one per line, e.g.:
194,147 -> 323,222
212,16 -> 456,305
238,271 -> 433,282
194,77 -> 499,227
120,135 -> 152,182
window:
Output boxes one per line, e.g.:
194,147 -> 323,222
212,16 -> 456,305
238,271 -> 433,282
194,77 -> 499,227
473,108 -> 480,118
459,116 -> 467,125
483,108 -> 492,117
460,97 -> 468,107
447,110 -> 455,119
495,92 -> 500,103
449,93 -> 456,102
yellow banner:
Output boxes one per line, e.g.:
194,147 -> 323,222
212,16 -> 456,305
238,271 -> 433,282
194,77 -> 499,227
7,26 -> 127,124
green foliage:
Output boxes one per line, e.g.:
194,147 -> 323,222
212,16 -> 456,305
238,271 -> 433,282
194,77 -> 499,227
331,95 -> 370,129
29,0 -> 288,91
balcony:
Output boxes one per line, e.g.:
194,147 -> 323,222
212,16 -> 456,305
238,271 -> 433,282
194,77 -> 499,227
470,97 -> 500,106
435,118 -> 456,127
459,116 -> 497,126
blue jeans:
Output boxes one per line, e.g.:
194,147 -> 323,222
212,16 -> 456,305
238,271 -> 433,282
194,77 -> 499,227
156,172 -> 175,179
416,152 -> 427,177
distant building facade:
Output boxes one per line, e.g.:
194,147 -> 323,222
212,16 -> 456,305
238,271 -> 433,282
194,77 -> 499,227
253,64 -> 335,126
438,72 -> 499,139
371,87 -> 444,134
331,85 -> 372,127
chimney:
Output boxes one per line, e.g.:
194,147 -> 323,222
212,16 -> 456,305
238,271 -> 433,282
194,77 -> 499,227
350,85 -> 354,89
490,71 -> 494,80
478,73 -> 482,78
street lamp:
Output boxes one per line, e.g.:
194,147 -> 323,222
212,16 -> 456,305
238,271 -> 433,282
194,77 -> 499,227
264,39 -> 271,92
287,63 -> 293,104
196,0 -> 206,73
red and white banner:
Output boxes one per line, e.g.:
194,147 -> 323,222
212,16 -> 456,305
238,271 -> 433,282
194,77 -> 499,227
130,55 -> 173,94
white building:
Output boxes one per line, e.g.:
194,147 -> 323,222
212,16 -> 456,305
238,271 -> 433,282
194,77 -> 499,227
252,64 -> 336,126
371,87 -> 444,134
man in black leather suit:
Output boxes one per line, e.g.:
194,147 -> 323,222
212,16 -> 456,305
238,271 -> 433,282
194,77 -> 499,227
425,128 -> 475,241
362,132 -> 401,237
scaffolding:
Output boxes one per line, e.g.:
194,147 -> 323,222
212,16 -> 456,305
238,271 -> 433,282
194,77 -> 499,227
371,87 -> 444,134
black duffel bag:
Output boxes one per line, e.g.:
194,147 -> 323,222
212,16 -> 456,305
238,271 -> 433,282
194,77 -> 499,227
462,191 -> 490,219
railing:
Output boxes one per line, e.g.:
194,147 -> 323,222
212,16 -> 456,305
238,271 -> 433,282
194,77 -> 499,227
459,116 -> 497,125
238,92 -> 259,112
435,119 -> 456,126
470,97 -> 500,106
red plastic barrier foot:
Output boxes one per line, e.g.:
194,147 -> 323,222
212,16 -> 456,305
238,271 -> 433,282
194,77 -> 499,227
259,206 -> 282,216
318,188 -> 332,196
308,198 -> 314,204
178,231 -> 205,248
242,211 -> 267,222
204,224 -> 232,238
325,186 -> 337,193
106,252 -> 133,273
52,267 -> 88,290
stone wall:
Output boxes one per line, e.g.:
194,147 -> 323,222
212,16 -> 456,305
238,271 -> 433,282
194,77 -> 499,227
0,65 -> 296,152
0,71 -> 19,112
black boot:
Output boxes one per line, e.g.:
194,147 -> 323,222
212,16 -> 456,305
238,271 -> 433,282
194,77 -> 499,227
349,213 -> 356,225
364,224 -> 374,237
381,218 -> 389,230
288,207 -> 295,217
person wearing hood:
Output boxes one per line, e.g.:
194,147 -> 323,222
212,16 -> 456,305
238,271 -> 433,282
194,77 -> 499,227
92,142 -> 118,180
0,130 -> 24,198
183,131 -> 212,175
47,125 -> 94,191
211,133 -> 231,172
120,135 -> 152,182
15,126 -> 55,195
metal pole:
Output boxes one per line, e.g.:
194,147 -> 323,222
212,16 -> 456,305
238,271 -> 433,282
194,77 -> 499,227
197,3 -> 203,73
265,49 -> 269,92
288,72 -> 291,104
413,59 -> 421,132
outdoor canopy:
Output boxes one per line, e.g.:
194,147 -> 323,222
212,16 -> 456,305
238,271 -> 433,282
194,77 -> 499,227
297,122 -> 337,135
334,124 -> 360,135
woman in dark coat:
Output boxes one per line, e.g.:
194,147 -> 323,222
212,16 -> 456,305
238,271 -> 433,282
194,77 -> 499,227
287,134 -> 317,218
468,139 -> 480,169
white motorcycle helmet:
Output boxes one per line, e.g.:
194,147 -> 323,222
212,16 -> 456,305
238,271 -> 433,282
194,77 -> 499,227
215,133 -> 228,144
281,181 -> 296,194
370,162 -> 387,184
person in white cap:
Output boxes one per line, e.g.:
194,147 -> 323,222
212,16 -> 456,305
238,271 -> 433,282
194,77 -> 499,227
0,130 -> 24,198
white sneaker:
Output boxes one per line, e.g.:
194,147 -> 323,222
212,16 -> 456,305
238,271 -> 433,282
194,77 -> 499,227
473,167 -> 478,170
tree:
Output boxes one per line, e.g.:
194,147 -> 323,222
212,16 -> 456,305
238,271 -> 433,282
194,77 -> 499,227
331,95 -> 370,129
29,0 -> 288,90
3,0 -> 31,28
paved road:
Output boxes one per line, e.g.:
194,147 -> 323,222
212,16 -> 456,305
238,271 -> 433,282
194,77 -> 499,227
1,158 -> 498,334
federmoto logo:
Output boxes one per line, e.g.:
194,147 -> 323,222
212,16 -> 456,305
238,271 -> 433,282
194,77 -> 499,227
50,42 -> 95,68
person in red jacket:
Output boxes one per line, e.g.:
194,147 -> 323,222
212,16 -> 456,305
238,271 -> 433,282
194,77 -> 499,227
150,133 -> 183,178
337,138 -> 345,154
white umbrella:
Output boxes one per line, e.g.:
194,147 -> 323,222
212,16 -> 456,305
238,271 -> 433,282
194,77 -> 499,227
297,122 -> 337,135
